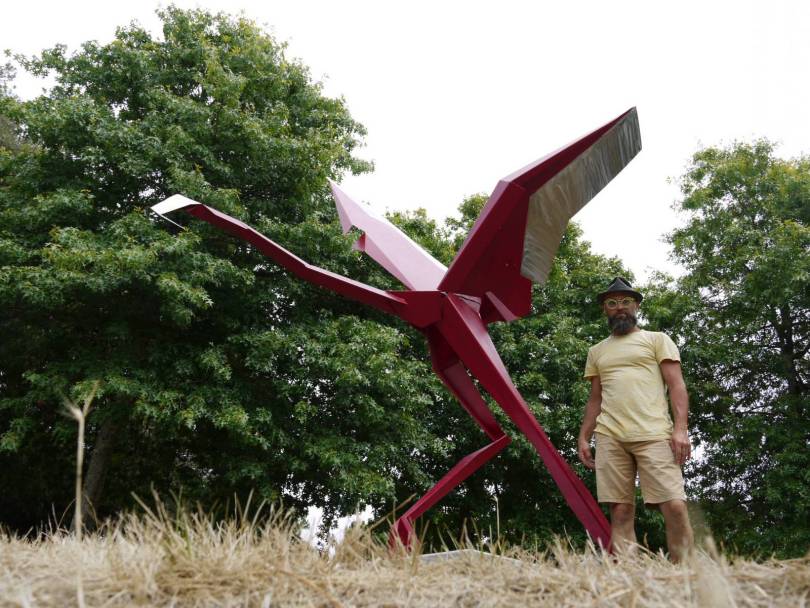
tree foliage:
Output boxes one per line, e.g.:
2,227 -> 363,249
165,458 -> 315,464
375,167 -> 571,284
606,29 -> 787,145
0,63 -> 21,152
0,6 -> 408,529
643,140 -> 809,557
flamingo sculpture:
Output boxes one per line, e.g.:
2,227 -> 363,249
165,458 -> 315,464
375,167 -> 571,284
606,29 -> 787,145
152,107 -> 641,550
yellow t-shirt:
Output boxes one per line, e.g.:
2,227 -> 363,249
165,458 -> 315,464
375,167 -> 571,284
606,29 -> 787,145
584,329 -> 680,441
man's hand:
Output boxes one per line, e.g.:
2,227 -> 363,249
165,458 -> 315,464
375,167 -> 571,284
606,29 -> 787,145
577,377 -> 602,470
578,437 -> 595,469
670,428 -> 691,465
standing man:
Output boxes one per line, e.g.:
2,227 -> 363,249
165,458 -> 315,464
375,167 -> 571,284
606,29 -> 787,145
578,277 -> 694,561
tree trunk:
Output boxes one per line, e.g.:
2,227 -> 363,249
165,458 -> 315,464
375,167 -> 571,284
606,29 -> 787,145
777,304 -> 802,396
78,416 -> 119,530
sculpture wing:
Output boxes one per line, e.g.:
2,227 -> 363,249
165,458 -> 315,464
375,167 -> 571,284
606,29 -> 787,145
438,107 -> 641,323
151,195 -> 406,315
329,181 -> 447,290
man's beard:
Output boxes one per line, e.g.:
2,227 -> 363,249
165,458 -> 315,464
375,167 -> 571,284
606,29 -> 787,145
608,312 -> 638,335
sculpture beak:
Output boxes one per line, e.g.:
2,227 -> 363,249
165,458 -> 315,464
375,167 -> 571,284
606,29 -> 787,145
150,194 -> 202,229
151,194 -> 201,216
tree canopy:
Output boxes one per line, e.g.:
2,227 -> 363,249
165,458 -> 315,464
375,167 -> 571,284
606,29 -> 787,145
0,6 -> 399,529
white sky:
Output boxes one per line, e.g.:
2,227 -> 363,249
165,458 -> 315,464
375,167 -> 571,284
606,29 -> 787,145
3,0 -> 809,282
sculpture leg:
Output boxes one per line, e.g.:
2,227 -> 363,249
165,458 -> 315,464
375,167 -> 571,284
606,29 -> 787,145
425,327 -> 505,441
390,435 -> 510,548
389,330 -> 511,549
438,295 -> 612,550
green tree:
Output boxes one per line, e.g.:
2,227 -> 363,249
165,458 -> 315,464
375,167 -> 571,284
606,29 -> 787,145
643,140 -> 809,557
0,6 -> 441,530
0,63 -> 20,152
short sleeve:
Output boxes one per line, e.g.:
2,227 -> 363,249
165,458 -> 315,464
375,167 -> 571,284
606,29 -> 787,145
655,332 -> 681,363
584,347 -> 598,379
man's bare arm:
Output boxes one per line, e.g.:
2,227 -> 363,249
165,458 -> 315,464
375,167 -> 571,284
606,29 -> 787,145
577,376 -> 602,469
661,359 -> 691,465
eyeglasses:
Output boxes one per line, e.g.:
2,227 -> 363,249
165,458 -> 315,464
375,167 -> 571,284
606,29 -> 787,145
604,297 -> 637,309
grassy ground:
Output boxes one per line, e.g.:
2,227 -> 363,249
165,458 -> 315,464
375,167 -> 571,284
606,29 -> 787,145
1,503 -> 807,607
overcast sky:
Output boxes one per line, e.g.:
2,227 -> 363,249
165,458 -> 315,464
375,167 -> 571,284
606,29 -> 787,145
3,0 -> 809,282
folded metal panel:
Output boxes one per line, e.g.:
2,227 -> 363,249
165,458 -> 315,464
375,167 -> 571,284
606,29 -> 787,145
521,109 -> 641,284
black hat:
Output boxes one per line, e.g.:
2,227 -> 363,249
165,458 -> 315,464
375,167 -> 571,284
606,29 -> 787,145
597,277 -> 642,304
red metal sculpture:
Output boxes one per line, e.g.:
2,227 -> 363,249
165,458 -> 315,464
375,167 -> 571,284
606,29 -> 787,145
153,107 -> 642,551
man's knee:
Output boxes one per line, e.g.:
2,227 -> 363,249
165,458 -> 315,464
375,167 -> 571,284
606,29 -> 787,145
609,502 -> 635,524
658,499 -> 690,525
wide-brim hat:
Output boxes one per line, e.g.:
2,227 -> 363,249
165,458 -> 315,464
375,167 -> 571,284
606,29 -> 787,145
597,277 -> 643,304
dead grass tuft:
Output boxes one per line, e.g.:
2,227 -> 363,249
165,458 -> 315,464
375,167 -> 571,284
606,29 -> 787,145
0,505 -> 807,607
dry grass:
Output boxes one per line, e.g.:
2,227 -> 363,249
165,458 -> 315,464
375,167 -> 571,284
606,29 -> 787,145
0,503 -> 807,608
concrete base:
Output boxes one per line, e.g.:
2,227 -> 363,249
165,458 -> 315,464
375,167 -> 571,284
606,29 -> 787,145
419,549 -> 523,564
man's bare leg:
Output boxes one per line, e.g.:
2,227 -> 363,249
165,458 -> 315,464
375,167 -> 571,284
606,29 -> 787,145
658,499 -> 693,562
609,502 -> 637,553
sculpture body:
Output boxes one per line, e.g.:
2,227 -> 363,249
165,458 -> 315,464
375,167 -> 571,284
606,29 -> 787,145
153,108 -> 642,550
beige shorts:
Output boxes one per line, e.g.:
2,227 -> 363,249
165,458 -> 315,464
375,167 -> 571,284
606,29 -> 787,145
595,433 -> 686,506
